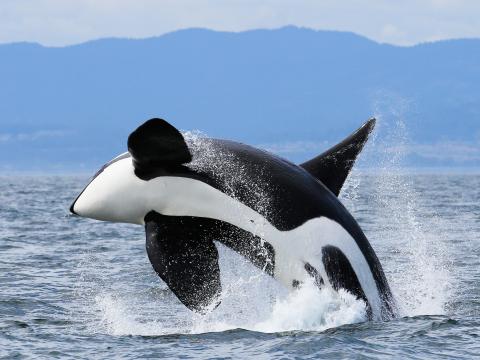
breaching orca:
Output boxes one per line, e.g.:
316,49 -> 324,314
70,118 -> 396,320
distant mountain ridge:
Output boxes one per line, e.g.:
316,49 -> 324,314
0,26 -> 479,171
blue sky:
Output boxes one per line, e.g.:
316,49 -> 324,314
0,0 -> 479,46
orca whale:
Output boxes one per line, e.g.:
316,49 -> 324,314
70,118 -> 396,319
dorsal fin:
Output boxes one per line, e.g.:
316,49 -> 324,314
300,118 -> 375,196
128,118 -> 192,173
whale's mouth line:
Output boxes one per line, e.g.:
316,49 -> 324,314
69,201 -> 78,215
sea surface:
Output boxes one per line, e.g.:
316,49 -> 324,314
1,171 -> 479,359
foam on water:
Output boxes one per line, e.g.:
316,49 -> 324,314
78,105 -> 453,336
253,284 -> 367,333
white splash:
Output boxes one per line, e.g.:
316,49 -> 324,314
342,92 -> 453,317
253,283 -> 366,333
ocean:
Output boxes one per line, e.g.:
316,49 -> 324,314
1,172 -> 479,359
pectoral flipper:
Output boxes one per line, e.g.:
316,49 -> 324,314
145,211 -> 222,313
144,211 -> 275,313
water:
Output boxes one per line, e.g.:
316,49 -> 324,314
1,171 -> 479,359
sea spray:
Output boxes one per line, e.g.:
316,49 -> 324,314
342,94 -> 453,317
